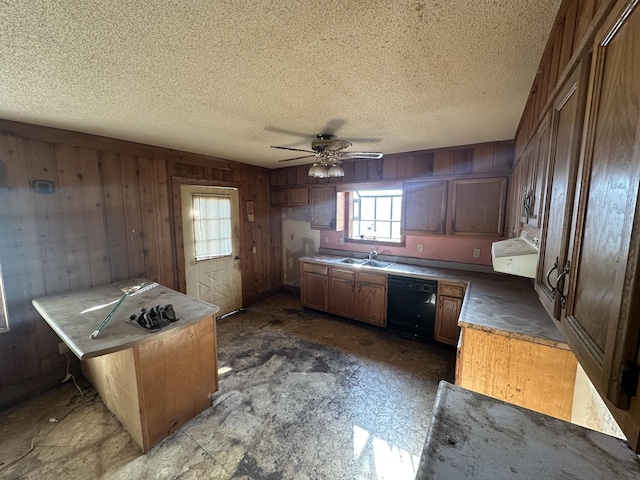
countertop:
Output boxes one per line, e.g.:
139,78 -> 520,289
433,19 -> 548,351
32,281 -> 219,360
299,254 -> 567,349
416,381 -> 640,479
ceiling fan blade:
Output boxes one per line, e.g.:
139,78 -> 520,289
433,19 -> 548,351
278,155 -> 316,163
339,152 -> 384,159
271,146 -> 315,154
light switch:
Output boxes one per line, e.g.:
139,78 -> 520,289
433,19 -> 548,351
252,246 -> 257,254
324,237 -> 329,244
473,248 -> 481,258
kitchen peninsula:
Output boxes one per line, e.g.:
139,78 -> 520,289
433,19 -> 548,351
32,281 -> 219,452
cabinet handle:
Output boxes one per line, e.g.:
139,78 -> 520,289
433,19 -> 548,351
556,261 -> 571,309
440,220 -> 445,234
546,257 -> 559,297
451,220 -> 456,234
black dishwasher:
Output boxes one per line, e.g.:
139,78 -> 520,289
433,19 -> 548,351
387,275 -> 437,341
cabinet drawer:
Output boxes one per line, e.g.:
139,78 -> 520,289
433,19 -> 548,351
438,282 -> 465,298
302,263 -> 328,275
329,267 -> 355,280
356,271 -> 387,286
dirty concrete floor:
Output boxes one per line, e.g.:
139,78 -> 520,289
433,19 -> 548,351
0,293 -> 455,479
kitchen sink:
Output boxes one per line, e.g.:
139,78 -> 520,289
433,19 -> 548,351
363,260 -> 393,268
337,258 -> 367,265
336,258 -> 393,268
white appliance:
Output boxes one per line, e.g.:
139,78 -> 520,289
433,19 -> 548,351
491,231 -> 539,278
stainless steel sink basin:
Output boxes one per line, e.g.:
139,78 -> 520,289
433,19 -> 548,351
337,258 -> 367,265
363,260 -> 393,268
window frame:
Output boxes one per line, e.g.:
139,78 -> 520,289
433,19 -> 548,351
336,181 -> 406,247
191,193 -> 234,262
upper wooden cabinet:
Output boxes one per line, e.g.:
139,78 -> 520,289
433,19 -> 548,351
271,187 -> 308,207
403,180 -> 448,234
559,0 -> 640,415
534,62 -> 589,321
450,177 -> 507,236
310,186 -> 337,229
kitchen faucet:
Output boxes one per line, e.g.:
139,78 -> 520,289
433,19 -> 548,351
368,247 -> 378,260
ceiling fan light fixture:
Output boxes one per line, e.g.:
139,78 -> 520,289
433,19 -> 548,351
308,163 -> 328,178
327,163 -> 345,177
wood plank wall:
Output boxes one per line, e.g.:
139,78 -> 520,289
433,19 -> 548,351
270,140 -> 514,187
506,0 -> 616,237
0,120 -> 282,407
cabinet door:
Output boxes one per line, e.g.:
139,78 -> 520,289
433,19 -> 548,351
289,187 -> 309,206
356,283 -> 387,326
435,295 -> 462,346
301,267 -> 328,311
534,63 -> 589,320
450,177 -> 507,236
528,111 -> 552,229
561,0 -> 640,410
310,186 -> 337,229
403,181 -> 447,234
329,277 -> 355,318
271,188 -> 288,206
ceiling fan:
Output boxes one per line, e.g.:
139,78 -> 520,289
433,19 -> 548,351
271,134 -> 384,178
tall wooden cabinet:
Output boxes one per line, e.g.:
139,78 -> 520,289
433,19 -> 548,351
534,62 -> 589,320
558,0 -> 640,414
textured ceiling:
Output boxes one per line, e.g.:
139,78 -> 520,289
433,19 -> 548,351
0,1 -> 561,168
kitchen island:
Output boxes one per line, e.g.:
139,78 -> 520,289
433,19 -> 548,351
32,281 -> 219,452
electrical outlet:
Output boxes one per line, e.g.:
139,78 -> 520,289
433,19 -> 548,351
324,237 -> 329,244
252,246 -> 257,254
339,238 -> 344,245
417,244 -> 424,253
473,248 -> 481,258
58,342 -> 69,355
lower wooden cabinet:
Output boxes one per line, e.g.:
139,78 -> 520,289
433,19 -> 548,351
301,263 -> 328,311
456,327 -> 577,421
329,267 -> 355,318
435,281 -> 465,345
355,271 -> 387,327
301,262 -> 387,327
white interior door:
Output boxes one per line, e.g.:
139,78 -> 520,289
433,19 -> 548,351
181,185 -> 241,316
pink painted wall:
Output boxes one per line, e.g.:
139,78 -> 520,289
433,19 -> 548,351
322,230 -> 496,266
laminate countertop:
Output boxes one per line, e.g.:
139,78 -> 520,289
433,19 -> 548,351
300,255 -> 567,349
32,281 -> 219,360
416,381 -> 640,479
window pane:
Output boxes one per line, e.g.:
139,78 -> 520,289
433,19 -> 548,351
392,197 -> 402,221
360,198 -> 376,220
391,221 -> 401,239
376,197 -> 392,220
375,221 -> 391,239
193,194 -> 232,260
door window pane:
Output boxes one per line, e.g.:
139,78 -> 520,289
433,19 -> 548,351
192,194 -> 232,261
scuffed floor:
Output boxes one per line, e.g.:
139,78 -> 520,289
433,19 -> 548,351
0,293 -> 454,479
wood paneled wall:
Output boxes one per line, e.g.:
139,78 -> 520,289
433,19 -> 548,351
0,120 -> 282,407
270,140 -> 514,187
